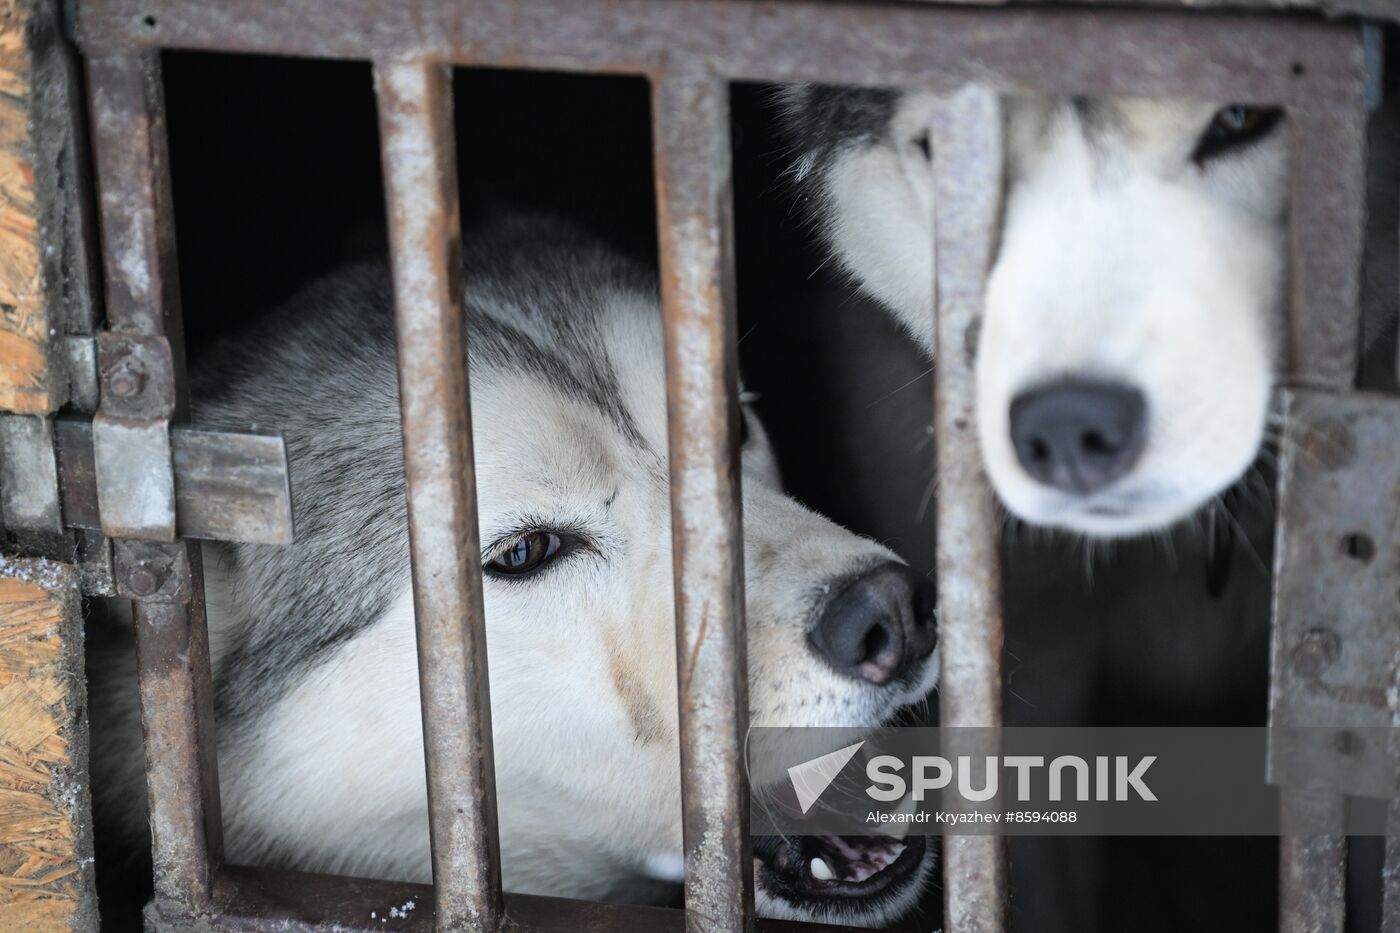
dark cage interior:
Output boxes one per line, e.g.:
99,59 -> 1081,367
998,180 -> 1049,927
77,35 -> 1400,933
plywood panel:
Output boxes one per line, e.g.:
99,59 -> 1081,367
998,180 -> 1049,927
0,558 -> 97,932
0,0 -> 55,414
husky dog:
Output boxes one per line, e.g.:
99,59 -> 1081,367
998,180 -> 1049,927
90,217 -> 939,927
781,89 -> 1292,537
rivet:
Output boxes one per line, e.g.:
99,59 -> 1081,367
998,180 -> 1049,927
125,563 -> 164,597
1292,629 -> 1341,679
107,362 -> 146,399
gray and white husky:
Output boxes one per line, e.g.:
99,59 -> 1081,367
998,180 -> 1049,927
781,88 -> 1294,537
90,217 -> 938,927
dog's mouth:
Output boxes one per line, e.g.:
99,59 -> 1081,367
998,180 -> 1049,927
753,832 -> 928,912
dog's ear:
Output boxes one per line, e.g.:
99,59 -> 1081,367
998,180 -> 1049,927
769,84 -> 900,182
1204,508 -> 1235,598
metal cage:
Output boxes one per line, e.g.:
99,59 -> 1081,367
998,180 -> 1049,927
0,0 -> 1396,931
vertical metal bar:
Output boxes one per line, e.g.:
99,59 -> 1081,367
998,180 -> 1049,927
651,66 -> 753,933
1279,790 -> 1347,933
1272,104 -> 1369,933
1286,108 -> 1367,392
85,50 -> 224,915
86,53 -> 186,347
931,84 -> 1008,933
1392,171 -> 1400,931
1381,796 -> 1400,933
375,59 -> 504,933
132,555 -> 224,920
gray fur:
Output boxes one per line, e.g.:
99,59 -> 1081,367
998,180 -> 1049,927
89,215 -> 940,924
774,84 -> 900,183
194,217 -> 657,729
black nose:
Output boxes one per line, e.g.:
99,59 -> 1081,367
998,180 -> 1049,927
1009,380 -> 1148,494
808,563 -> 937,686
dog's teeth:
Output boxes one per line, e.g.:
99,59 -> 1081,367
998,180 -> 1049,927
809,857 -> 835,881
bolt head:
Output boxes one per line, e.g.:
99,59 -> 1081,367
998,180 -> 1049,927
107,363 -> 145,399
126,564 -> 162,597
1292,629 -> 1341,679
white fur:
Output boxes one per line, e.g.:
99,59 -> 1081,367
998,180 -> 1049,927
175,273 -> 937,924
819,94 -> 1288,536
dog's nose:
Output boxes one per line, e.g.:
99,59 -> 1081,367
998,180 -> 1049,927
808,563 -> 937,686
1009,380 -> 1147,494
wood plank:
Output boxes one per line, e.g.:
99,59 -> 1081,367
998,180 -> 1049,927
0,0 -> 55,413
0,557 -> 97,932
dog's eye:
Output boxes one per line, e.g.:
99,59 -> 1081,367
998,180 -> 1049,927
1192,105 -> 1283,164
488,531 -> 563,578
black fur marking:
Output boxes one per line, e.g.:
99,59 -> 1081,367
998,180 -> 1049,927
776,85 -> 899,178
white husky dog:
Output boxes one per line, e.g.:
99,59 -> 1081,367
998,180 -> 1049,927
781,89 -> 1291,537
90,217 -> 938,927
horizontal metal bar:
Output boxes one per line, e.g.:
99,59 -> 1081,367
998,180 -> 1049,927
76,1 -> 1366,105
54,416 -> 292,546
375,59 -> 503,932
0,415 -> 63,533
193,866 -> 862,933
652,67 -> 753,933
931,85 -> 1008,933
904,0 -> 1395,16
91,411 -> 177,540
49,417 -> 293,546
63,336 -> 100,412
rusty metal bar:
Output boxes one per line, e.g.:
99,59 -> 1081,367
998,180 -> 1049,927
197,866 -> 861,933
1383,796 -> 1400,933
0,415 -> 63,533
85,49 -> 225,916
931,84 -> 1008,933
86,52 -> 184,345
651,67 -> 753,933
1267,387 -> 1400,933
87,53 -> 183,543
76,1 -> 1366,105
375,59 -> 504,933
1286,109 -> 1369,391
133,550 -> 226,923
1268,81 -> 1372,930
51,416 -> 294,546
1278,791 -> 1346,933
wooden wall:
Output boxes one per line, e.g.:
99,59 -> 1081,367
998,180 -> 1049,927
0,560 -> 96,932
0,1 -> 100,931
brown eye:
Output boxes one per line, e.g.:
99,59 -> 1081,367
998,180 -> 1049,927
488,531 -> 563,577
1193,105 -> 1283,164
